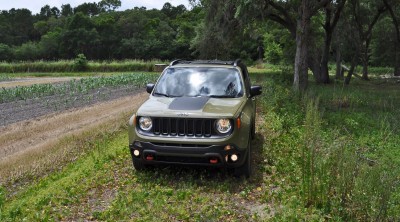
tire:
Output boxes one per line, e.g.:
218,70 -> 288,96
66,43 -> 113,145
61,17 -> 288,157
234,135 -> 252,178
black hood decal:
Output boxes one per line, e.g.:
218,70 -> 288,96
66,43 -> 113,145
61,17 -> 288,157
169,97 -> 210,110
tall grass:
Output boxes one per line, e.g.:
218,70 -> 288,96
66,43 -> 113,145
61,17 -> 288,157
0,60 -> 165,73
255,71 -> 400,220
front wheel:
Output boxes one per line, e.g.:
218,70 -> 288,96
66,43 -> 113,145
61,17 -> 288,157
234,135 -> 252,178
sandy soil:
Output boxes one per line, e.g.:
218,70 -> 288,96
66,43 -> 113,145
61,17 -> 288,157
0,92 -> 147,169
0,77 -> 81,88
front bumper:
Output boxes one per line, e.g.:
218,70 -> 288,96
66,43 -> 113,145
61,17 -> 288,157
129,141 -> 247,167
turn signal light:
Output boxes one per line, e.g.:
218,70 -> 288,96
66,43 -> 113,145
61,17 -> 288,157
236,117 -> 241,129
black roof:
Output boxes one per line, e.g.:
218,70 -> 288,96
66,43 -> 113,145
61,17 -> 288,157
170,59 -> 243,67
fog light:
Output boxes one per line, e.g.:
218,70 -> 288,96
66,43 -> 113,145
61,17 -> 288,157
133,150 -> 140,157
230,154 -> 238,162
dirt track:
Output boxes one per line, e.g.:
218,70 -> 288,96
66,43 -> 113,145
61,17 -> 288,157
0,92 -> 147,180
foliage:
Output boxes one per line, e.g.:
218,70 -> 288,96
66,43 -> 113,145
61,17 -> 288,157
0,2 -> 203,61
73,54 -> 88,71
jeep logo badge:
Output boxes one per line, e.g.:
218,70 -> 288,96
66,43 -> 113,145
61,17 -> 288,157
177,113 -> 189,117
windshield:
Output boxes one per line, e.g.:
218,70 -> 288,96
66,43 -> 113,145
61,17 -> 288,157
153,67 -> 243,98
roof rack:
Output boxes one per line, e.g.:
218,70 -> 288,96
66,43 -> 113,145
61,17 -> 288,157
169,59 -> 183,66
169,59 -> 242,66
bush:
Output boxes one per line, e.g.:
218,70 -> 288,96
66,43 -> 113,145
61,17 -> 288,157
74,54 -> 88,71
0,44 -> 12,61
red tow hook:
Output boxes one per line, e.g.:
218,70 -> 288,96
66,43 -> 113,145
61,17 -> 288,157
209,158 -> 218,164
146,155 -> 154,161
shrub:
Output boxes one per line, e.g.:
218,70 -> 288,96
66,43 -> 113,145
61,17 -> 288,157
74,54 -> 88,71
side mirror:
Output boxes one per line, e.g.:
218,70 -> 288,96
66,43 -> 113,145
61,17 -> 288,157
146,83 -> 155,94
250,85 -> 262,97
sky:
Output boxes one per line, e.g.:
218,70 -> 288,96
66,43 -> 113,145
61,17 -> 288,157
0,0 -> 190,14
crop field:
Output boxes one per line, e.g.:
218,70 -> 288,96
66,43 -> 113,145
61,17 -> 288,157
0,73 -> 158,126
0,68 -> 399,221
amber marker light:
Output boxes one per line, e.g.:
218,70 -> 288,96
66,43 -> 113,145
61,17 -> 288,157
236,117 -> 241,129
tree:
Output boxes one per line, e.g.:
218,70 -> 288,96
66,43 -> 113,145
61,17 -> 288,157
60,12 -> 100,58
350,0 -> 386,80
0,43 -> 12,61
99,0 -> 122,12
383,0 -> 400,76
74,3 -> 101,17
313,0 -> 346,84
61,4 -> 73,17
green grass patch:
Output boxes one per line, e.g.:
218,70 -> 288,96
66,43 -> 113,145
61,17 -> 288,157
0,131 -> 264,221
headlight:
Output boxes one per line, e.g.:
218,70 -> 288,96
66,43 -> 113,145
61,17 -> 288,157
138,116 -> 152,131
215,118 -> 232,134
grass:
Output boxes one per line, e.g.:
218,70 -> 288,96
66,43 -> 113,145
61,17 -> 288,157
0,67 -> 399,220
0,128 -> 264,221
253,71 -> 400,220
0,60 -> 165,73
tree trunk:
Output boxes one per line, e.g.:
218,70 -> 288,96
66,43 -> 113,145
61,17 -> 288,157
395,40 -> 400,76
293,0 -> 310,91
320,26 -> 333,84
335,47 -> 343,79
361,41 -> 369,80
345,53 -> 358,85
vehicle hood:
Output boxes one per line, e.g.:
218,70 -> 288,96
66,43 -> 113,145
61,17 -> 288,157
137,96 -> 245,118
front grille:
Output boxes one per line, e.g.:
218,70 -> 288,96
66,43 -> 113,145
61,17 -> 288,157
152,117 -> 217,137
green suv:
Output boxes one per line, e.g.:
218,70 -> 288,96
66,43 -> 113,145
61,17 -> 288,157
128,60 -> 262,177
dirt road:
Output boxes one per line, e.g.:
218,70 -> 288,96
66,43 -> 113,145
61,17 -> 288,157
0,92 -> 148,183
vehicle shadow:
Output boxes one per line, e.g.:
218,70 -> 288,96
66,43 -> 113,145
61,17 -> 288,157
133,133 -> 266,193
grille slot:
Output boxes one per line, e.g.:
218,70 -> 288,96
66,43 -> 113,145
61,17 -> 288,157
152,118 -> 218,137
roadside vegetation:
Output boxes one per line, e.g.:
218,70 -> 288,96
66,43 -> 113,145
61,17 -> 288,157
0,60 -> 163,73
1,68 -> 398,221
